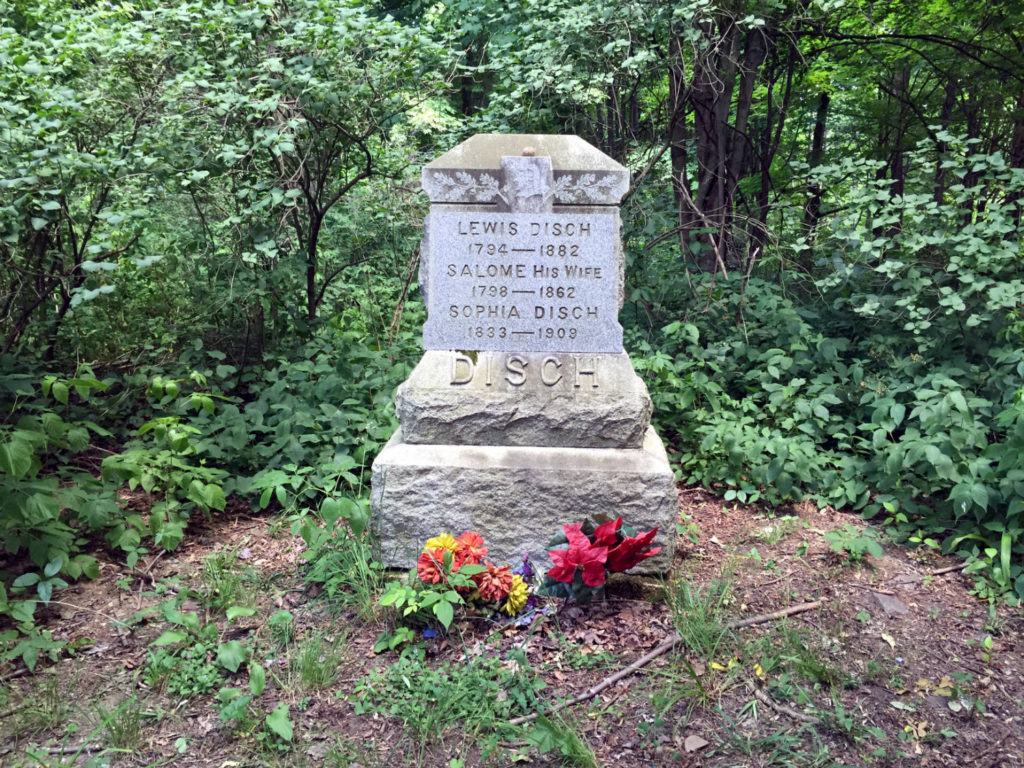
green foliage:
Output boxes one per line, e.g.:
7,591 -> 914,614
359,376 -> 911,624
526,715 -> 599,768
142,600 -> 247,697
200,547 -> 256,614
631,137 -> 1024,601
378,557 -> 483,634
352,647 -> 545,747
216,662 -> 293,751
823,525 -> 884,564
292,629 -> 346,690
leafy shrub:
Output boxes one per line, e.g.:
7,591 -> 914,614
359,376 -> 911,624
629,137 -> 1024,602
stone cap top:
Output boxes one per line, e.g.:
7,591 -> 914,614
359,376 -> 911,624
422,134 -> 629,206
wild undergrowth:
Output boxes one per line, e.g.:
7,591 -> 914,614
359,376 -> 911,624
0,324 -> 419,667
628,139 -> 1024,604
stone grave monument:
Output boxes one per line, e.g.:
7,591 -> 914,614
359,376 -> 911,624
370,134 -> 677,572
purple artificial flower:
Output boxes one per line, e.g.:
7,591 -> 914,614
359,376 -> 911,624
513,554 -> 534,583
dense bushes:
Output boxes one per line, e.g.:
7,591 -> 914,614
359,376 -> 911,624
0,326 -> 419,665
629,139 -> 1024,602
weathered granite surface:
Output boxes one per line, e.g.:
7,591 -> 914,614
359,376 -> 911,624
370,426 -> 677,574
421,208 -> 624,353
422,134 -> 629,207
395,351 -> 652,448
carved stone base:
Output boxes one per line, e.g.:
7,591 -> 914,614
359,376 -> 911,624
395,351 -> 653,448
369,426 -> 678,574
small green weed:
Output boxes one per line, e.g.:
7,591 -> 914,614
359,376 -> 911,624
773,628 -> 857,689
816,693 -> 885,743
709,722 -> 835,766
352,647 -> 545,748
145,639 -> 223,697
754,515 -> 800,546
292,629 -> 346,690
304,528 -> 385,621
268,610 -> 295,646
824,524 -> 884,564
97,697 -> 143,751
667,574 -> 734,659
526,714 -> 599,768
200,546 -> 255,613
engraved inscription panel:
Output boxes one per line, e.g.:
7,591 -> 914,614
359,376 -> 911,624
423,212 -> 622,353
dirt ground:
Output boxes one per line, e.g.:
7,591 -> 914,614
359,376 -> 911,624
1,488 -> 1022,768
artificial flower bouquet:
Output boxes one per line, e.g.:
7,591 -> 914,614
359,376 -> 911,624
417,531 -> 533,617
539,516 -> 661,604
378,518 -> 659,649
379,530 -> 536,643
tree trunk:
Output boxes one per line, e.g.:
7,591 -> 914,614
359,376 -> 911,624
668,34 -> 693,262
804,91 -> 831,231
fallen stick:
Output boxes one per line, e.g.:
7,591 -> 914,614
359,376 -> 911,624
506,601 -> 822,726
748,682 -> 817,723
725,601 -> 823,630
929,563 -> 967,576
847,583 -> 895,596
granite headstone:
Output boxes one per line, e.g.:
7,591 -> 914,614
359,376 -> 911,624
370,134 -> 678,573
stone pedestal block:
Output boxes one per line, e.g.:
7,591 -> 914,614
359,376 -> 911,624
395,351 -> 653,448
370,426 -> 677,574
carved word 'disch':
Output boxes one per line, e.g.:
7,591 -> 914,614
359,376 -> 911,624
450,353 -> 599,389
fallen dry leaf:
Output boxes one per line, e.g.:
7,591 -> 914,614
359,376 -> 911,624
684,734 -> 710,753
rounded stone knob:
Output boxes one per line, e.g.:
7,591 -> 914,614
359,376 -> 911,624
522,146 -> 536,157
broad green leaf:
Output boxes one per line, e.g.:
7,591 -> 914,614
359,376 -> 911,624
151,630 -> 187,646
265,703 -> 293,742
249,662 -> 266,696
217,640 -> 248,672
227,606 -> 256,621
12,573 -> 40,588
433,600 -> 454,629
0,440 -> 33,479
52,382 -> 69,405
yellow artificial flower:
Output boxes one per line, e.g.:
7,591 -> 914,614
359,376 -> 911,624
502,574 -> 529,615
424,533 -> 458,553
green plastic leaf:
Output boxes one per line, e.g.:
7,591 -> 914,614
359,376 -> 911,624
265,703 -> 293,742
433,600 -> 454,629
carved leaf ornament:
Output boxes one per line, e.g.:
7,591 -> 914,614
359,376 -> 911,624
429,170 -> 618,204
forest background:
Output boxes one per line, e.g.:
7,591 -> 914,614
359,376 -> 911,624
2,0 -> 1024,663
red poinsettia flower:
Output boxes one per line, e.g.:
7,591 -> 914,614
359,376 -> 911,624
455,531 -> 487,565
592,516 -> 623,546
473,561 -> 513,601
417,548 -> 449,584
606,527 -> 661,572
548,524 -> 608,587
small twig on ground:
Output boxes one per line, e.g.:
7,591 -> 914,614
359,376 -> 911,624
748,682 -> 817,724
0,667 -> 31,683
17,744 -> 106,756
755,574 -> 790,589
725,601 -> 823,630
929,563 -> 967,576
847,583 -> 895,596
507,601 -> 822,726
